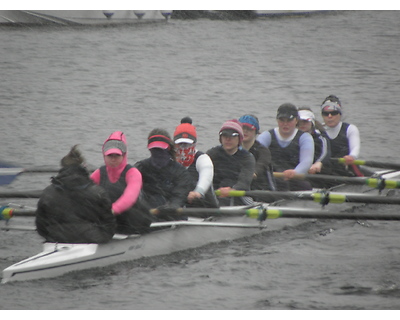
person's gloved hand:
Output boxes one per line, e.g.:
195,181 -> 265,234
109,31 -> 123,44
156,204 -> 179,213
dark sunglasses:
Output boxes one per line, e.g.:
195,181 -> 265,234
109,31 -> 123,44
220,132 -> 239,138
322,111 -> 340,117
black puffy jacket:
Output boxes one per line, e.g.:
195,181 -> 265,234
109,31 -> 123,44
134,158 -> 191,209
35,165 -> 116,243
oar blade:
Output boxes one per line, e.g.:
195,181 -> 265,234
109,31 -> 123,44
0,168 -> 24,186
269,206 -> 400,221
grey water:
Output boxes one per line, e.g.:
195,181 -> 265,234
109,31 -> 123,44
1,10 -> 400,310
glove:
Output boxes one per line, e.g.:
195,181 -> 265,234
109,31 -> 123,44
156,204 -> 179,214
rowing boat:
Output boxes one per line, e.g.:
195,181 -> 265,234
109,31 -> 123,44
1,207 -> 272,284
0,10 -> 172,25
2,168 -> 400,284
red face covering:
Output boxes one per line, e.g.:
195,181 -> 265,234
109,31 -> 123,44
176,144 -> 196,167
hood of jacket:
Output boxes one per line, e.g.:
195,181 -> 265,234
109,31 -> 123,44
103,131 -> 128,182
51,165 -> 91,191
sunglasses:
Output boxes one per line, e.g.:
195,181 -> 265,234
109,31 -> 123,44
322,111 -> 340,117
220,132 -> 239,138
277,117 -> 296,122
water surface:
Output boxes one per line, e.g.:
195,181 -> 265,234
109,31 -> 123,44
1,10 -> 400,310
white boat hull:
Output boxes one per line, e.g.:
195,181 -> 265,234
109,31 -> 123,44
0,10 -> 171,25
2,215 -> 291,284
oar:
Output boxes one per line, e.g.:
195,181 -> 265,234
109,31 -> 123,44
23,164 -> 97,173
255,206 -> 400,221
0,190 -> 43,198
0,159 -> 97,173
0,159 -> 98,186
150,220 -> 266,228
0,167 -> 25,185
1,225 -> 37,231
149,207 -> 261,219
216,190 -> 400,205
332,158 -> 400,171
151,206 -> 400,221
0,164 -> 60,186
273,172 -> 400,189
1,207 -> 36,220
0,221 -> 266,231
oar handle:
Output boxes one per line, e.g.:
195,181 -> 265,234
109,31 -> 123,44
273,172 -> 304,180
149,208 -> 185,216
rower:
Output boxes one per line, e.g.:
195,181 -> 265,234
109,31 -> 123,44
134,128 -> 193,221
173,117 -> 219,208
297,108 -> 332,176
36,145 -> 116,243
238,114 -> 276,192
257,103 -> 314,191
207,119 -> 255,206
320,95 -> 363,178
91,131 -> 154,235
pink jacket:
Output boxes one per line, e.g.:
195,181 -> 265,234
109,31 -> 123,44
91,131 -> 142,214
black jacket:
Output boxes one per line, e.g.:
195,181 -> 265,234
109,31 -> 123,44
134,158 -> 191,209
207,146 -> 255,191
35,165 -> 116,243
248,140 -> 275,190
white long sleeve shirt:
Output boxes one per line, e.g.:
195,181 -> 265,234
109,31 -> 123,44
193,153 -> 214,196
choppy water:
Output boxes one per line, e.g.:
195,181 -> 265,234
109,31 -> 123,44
1,10 -> 400,310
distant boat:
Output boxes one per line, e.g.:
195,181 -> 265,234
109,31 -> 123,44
254,10 -> 335,18
170,10 -> 335,20
0,10 -> 172,25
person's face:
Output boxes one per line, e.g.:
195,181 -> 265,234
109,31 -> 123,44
242,125 -> 257,142
298,120 -> 313,133
105,153 -> 124,167
220,132 -> 239,153
175,143 -> 192,150
322,110 -> 341,127
277,117 -> 298,137
175,143 -> 195,164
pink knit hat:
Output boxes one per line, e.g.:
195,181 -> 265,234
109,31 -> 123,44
219,119 -> 244,145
